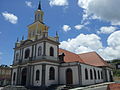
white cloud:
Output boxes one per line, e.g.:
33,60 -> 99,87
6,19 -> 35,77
60,31 -> 120,60
78,0 -> 120,25
2,11 -> 18,24
60,33 -> 103,53
74,21 -> 89,30
107,31 -> 120,47
99,47 -> 119,60
49,0 -> 68,6
74,25 -> 84,30
62,25 -> 71,32
25,1 -> 33,8
97,26 -> 117,34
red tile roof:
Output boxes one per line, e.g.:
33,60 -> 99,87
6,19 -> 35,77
59,48 -> 84,63
59,48 -> 109,67
78,52 -> 109,67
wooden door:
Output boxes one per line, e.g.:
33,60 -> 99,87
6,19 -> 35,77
66,68 -> 73,85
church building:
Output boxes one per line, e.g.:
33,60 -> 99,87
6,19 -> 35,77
11,2 -> 113,87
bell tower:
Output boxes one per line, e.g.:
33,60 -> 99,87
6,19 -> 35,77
35,1 -> 44,22
27,1 -> 48,41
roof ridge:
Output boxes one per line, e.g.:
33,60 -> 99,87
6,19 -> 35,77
78,51 -> 96,55
78,51 -> 110,67
95,53 -> 109,66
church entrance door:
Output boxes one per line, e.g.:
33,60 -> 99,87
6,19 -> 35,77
66,68 -> 73,85
21,68 -> 27,86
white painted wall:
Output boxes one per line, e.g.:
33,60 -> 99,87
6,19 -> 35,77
111,70 -> 113,76
11,68 -> 17,85
15,50 -> 20,60
106,69 -> 113,82
32,45 -> 35,58
33,65 -> 42,86
59,66 -> 79,85
14,50 -> 20,64
80,64 -> 103,85
45,65 -> 58,86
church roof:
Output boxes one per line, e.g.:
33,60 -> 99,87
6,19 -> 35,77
59,48 -> 84,63
78,52 -> 109,67
59,48 -> 110,67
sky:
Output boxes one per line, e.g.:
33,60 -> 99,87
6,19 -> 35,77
0,0 -> 120,65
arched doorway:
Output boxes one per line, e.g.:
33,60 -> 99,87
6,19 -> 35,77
66,68 -> 73,85
21,68 -> 27,86
109,71 -> 113,82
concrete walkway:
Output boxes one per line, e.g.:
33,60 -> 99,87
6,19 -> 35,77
0,87 -> 4,90
70,82 -> 115,90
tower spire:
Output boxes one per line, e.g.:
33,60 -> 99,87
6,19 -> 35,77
22,35 -> 24,40
17,37 -> 19,42
55,31 -> 59,41
38,0 -> 41,10
56,31 -> 58,37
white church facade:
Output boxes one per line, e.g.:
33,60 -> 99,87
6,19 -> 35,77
11,2 -> 113,87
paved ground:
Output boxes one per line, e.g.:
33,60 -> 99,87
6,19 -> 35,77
85,85 -> 107,90
0,87 -> 3,90
0,82 -> 115,90
0,85 -> 108,90
70,82 -> 114,90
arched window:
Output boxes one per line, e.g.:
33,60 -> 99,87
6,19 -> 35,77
16,53 -> 19,61
85,68 -> 88,80
49,67 -> 55,80
90,69 -> 93,80
25,49 -> 30,59
50,47 -> 54,56
98,70 -> 100,79
101,71 -> 103,79
38,46 -> 42,56
36,70 -> 40,81
13,72 -> 16,81
38,14 -> 40,20
94,69 -> 97,79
